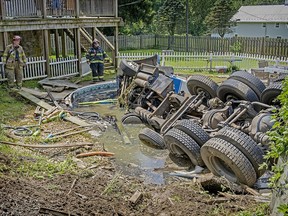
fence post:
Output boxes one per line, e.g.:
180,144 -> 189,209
275,57 -> 280,67
140,35 -> 143,49
231,53 -> 235,66
43,29 -> 51,77
154,34 -> 157,49
161,50 -> 165,66
209,51 -> 213,71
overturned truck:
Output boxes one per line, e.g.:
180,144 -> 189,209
118,57 -> 284,187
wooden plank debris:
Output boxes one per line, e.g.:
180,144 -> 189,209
39,78 -> 80,89
22,87 -> 48,99
18,90 -> 53,110
17,90 -> 91,127
0,141 -> 94,148
76,151 -> 115,158
129,191 -> 143,205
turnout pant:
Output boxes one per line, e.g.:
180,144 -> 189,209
5,62 -> 23,88
90,62 -> 104,81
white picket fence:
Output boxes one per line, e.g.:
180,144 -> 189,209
0,56 -> 81,81
118,52 -> 288,71
50,56 -> 78,78
1,51 -> 288,82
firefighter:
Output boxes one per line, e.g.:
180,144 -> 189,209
86,39 -> 108,82
3,35 -> 27,89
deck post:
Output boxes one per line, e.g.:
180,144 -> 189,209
43,29 -> 51,77
3,31 -> 8,47
0,0 -> 6,20
55,29 -> 60,58
42,0 -> 47,18
92,27 -> 96,40
75,28 -> 82,76
61,30 -> 67,57
114,26 -> 119,71
75,0 -> 80,18
114,0 -> 119,71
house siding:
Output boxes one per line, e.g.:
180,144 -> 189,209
211,22 -> 288,38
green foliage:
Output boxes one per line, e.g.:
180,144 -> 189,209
0,143 -> 77,179
189,0 -> 214,36
277,204 -> 288,215
119,0 -> 155,35
156,0 -> 185,36
205,0 -> 235,37
230,41 -> 242,53
227,65 -> 240,73
22,79 -> 42,89
15,156 -> 76,179
235,203 -> 270,216
118,0 -> 285,36
264,78 -> 288,213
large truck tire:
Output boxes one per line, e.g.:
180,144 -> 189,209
187,75 -> 218,99
228,71 -> 266,99
215,127 -> 264,177
174,119 -> 209,146
201,137 -> 257,187
260,83 -> 282,105
121,113 -> 142,124
217,79 -> 259,102
138,128 -> 166,149
164,128 -> 204,166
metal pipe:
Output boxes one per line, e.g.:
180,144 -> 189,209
134,78 -> 148,88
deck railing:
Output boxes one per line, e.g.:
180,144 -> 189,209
0,0 -> 117,19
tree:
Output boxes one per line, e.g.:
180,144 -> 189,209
157,0 -> 185,36
119,0 -> 155,35
189,0 -> 214,36
205,0 -> 235,38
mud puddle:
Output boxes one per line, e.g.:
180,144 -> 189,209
74,104 -> 169,184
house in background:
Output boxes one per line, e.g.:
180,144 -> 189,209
211,2 -> 288,38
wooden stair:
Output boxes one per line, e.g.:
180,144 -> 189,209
62,28 -> 116,70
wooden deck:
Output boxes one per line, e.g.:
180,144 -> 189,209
0,17 -> 122,32
0,0 -> 120,77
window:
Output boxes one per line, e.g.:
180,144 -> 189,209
276,23 -> 280,28
277,36 -> 282,39
263,23 -> 266,27
266,36 -> 269,38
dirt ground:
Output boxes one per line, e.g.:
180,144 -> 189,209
0,112 -> 268,216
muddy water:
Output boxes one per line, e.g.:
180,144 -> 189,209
74,104 -> 169,184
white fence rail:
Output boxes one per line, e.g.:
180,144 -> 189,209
0,56 -> 81,82
50,56 -> 78,78
24,56 -> 46,80
118,52 -> 288,71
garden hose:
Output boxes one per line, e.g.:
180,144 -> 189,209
12,127 -> 33,137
